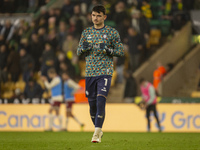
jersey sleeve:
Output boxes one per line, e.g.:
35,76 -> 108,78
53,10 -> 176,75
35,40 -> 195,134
111,29 -> 124,57
68,79 -> 80,90
77,30 -> 86,56
146,86 -> 156,105
44,77 -> 60,89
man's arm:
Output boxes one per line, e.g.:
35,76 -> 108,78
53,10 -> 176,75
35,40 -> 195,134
146,86 -> 156,105
111,29 -> 124,57
77,30 -> 91,56
68,79 -> 81,90
67,79 -> 81,94
44,77 -> 60,90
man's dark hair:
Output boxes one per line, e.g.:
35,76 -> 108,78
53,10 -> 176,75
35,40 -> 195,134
139,78 -> 145,84
92,5 -> 106,15
48,68 -> 56,74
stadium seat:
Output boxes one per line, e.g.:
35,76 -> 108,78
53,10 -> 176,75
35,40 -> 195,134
191,91 -> 200,97
15,80 -> 26,93
147,29 -> 161,47
2,91 -> 14,99
150,20 -> 160,28
3,81 -> 15,92
160,20 -> 171,35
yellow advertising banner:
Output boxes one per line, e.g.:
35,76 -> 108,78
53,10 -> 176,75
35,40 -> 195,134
0,104 -> 200,132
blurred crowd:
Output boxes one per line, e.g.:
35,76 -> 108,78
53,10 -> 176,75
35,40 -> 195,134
0,0 -> 197,99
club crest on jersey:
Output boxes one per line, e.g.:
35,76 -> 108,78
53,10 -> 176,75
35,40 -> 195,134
87,35 -> 92,40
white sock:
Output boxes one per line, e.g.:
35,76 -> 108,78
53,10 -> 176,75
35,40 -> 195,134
58,115 -> 62,129
66,118 -> 69,129
73,116 -> 82,125
94,127 -> 101,135
49,114 -> 54,129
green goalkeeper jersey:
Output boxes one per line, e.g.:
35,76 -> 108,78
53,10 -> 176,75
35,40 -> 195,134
77,25 -> 124,77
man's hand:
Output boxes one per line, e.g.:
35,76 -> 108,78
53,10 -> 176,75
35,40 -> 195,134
103,48 -> 114,56
81,42 -> 92,53
41,76 -> 47,82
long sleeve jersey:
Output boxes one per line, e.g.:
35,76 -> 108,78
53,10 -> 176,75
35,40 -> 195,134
77,25 -> 124,77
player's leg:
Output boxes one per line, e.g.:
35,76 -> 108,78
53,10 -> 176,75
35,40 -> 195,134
88,98 -> 97,125
95,95 -> 106,128
48,103 -> 54,131
91,75 -> 111,143
146,106 -> 151,132
54,102 -> 62,130
65,101 -> 69,130
68,101 -> 85,130
152,104 -> 161,131
85,77 -> 97,126
95,76 -> 111,128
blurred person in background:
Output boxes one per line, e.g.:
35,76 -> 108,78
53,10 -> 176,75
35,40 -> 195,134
116,19 -> 131,43
62,71 -> 84,131
30,33 -> 44,71
23,78 -> 44,99
88,0 -> 99,13
57,21 -> 68,50
123,70 -> 137,103
0,35 -> 5,46
0,20 -> 15,43
68,14 -> 84,38
19,48 -> 35,82
47,29 -> 58,52
102,0 -> 112,20
6,48 -> 20,82
113,1 -> 129,28
19,38 -> 31,53
38,27 -> 47,44
48,16 -> 56,32
127,27 -> 145,72
115,56 -> 125,84
41,68 -> 63,131
41,43 -> 55,77
61,0 -> 74,19
131,9 -> 150,42
62,34 -> 79,64
140,78 -> 161,132
86,12 -> 93,27
141,0 -> 152,20
153,62 -> 166,95
71,4 -> 87,29
0,44 -> 8,82
55,52 -> 76,79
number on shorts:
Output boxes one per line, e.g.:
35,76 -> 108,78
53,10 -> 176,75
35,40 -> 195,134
104,78 -> 108,86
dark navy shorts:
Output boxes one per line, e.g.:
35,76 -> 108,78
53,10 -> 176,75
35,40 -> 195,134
85,75 -> 112,99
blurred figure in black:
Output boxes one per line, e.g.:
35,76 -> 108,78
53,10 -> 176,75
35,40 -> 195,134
123,71 -> 137,103
23,78 -> 44,99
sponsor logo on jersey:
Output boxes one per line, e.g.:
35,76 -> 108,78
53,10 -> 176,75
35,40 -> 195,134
101,87 -> 107,92
97,115 -> 103,118
86,91 -> 89,95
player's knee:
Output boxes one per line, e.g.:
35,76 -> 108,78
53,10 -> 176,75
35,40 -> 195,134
88,99 -> 96,112
97,96 -> 106,109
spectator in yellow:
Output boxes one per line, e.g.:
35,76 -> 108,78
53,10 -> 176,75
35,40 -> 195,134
141,0 -> 152,19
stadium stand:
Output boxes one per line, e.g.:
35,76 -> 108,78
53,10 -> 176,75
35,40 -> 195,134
0,0 -> 197,101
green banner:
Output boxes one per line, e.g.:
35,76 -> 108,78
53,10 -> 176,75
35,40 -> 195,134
160,97 -> 200,103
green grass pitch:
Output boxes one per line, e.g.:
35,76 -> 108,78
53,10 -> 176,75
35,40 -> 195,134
0,132 -> 200,150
